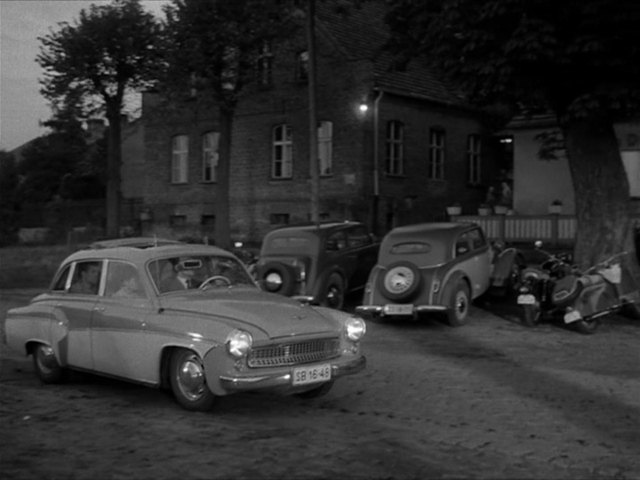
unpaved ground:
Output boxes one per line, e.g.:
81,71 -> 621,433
1,289 -> 639,479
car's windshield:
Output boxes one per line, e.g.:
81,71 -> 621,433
148,255 -> 255,293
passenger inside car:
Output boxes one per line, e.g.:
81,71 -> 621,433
70,262 -> 101,295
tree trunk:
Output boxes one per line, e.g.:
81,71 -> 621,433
105,109 -> 122,238
561,116 -> 638,279
215,107 -> 232,249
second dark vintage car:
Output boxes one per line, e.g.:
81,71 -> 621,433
256,221 -> 380,310
356,222 -> 521,326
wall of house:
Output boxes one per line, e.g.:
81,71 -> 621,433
138,94 -> 221,241
128,17 -> 499,244
134,32 -> 377,244
512,120 -> 640,216
120,119 -> 145,203
512,127 -> 576,215
375,95 -> 494,227
617,122 -> 640,204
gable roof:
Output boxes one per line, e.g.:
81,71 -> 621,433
316,1 -> 469,108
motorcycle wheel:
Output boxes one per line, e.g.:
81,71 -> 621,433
521,304 -> 541,327
572,318 -> 599,335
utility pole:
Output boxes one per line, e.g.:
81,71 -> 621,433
307,0 -> 319,224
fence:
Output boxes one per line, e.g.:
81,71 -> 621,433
453,214 -> 640,246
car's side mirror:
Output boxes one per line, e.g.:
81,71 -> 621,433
534,240 -> 543,249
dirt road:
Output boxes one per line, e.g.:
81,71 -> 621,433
1,290 -> 639,479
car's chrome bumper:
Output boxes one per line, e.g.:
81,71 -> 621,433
219,355 -> 366,392
355,305 -> 447,315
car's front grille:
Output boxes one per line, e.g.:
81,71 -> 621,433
248,338 -> 341,368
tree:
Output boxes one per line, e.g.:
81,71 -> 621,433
17,129 -> 87,203
385,0 -> 640,270
37,0 -> 162,237
0,151 -> 20,245
160,0 -> 301,248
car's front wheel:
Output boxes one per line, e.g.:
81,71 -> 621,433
32,343 -> 64,384
321,273 -> 345,310
169,349 -> 217,411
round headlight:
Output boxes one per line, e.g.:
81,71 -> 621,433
345,316 -> 366,342
226,329 -> 253,358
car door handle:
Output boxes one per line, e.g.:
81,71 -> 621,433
93,306 -> 105,312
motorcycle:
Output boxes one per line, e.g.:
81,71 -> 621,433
517,242 -> 640,334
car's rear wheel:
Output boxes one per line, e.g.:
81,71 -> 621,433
32,344 -> 64,384
321,273 -> 345,310
169,349 -> 217,411
444,280 -> 470,327
295,380 -> 334,399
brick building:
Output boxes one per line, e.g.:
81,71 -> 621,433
123,1 -> 505,246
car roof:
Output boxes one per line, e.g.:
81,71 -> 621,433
266,221 -> 363,237
383,222 -> 477,244
89,237 -> 184,249
63,243 -> 236,265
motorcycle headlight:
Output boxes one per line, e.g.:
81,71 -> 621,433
226,329 -> 253,358
345,316 -> 366,342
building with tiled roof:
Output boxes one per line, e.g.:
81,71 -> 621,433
124,0 -> 509,245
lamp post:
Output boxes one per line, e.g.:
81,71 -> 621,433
307,0 -> 319,224
372,90 -> 383,235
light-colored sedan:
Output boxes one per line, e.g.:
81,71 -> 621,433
4,242 -> 366,411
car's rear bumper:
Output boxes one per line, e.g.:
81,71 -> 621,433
355,304 -> 447,316
219,354 -> 366,393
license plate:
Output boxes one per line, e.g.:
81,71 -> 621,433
383,304 -> 414,315
564,310 -> 582,324
517,294 -> 536,305
292,364 -> 331,386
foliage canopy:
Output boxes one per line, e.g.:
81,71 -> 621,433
386,0 -> 640,122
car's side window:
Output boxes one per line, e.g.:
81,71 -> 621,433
347,226 -> 370,248
455,234 -> 471,257
326,231 -> 347,252
468,228 -> 487,250
105,261 -> 145,299
52,264 -> 72,292
69,261 -> 102,295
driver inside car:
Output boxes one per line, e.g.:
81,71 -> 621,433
159,259 -> 197,292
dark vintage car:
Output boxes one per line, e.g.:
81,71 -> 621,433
255,221 -> 380,310
4,242 -> 367,411
356,222 -> 521,326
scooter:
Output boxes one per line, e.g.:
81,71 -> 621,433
517,242 -> 640,334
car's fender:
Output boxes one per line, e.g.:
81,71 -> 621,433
5,303 -> 56,357
435,269 -> 471,305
